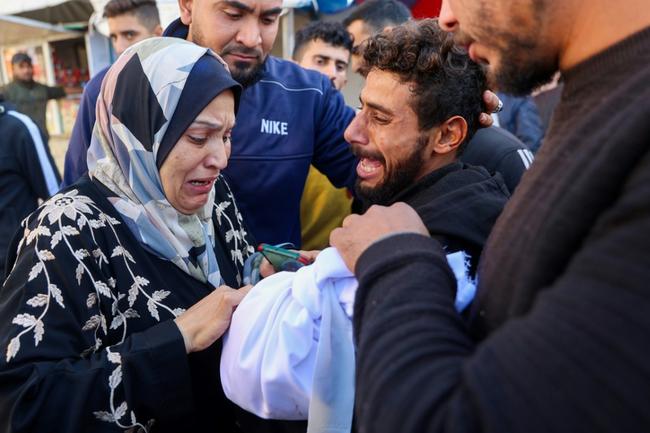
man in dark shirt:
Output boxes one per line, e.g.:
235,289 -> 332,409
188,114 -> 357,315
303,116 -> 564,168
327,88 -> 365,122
1,53 -> 66,139
347,19 -> 508,273
345,0 -> 533,193
331,0 -> 650,432
0,97 -> 60,280
61,0 -> 162,187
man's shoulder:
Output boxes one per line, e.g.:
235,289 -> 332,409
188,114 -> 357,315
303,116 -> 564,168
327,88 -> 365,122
3,81 -> 20,89
87,66 -> 110,90
461,127 -> 531,193
0,108 -> 37,139
2,81 -> 22,95
462,127 -> 530,165
256,56 -> 332,96
81,66 -> 110,102
472,127 -> 528,151
0,110 -> 26,144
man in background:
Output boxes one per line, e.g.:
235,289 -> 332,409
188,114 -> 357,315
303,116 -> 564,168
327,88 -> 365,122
1,53 -> 67,139
61,0 -> 162,187
494,92 -> 545,153
293,20 -> 352,90
344,0 -> 411,74
0,96 -> 60,280
293,21 -> 354,250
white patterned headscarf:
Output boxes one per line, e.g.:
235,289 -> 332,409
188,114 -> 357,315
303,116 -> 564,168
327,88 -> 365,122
87,37 -> 241,287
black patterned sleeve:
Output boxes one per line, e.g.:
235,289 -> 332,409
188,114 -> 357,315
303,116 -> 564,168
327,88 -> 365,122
0,190 -> 193,432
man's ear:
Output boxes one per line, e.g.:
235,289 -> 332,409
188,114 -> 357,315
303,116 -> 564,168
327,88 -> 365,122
153,24 -> 163,37
178,0 -> 194,26
431,116 -> 468,155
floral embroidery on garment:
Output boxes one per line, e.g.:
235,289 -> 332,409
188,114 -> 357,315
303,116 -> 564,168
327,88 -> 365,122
3,181 -> 254,431
215,177 -> 255,274
7,189 -> 177,430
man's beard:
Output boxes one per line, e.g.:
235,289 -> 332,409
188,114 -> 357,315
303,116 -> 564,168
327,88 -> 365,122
190,27 -> 266,88
460,1 -> 558,95
354,135 -> 428,207
227,58 -> 266,88
15,76 -> 34,85
221,42 -> 267,87
492,41 -> 558,95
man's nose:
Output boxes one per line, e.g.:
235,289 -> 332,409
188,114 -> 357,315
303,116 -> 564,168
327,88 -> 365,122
326,64 -> 338,82
344,111 -> 368,146
114,38 -> 129,56
438,0 -> 459,33
236,19 -> 262,48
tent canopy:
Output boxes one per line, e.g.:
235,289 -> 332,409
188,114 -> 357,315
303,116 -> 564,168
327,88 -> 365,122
0,15 -> 80,47
0,0 -> 94,25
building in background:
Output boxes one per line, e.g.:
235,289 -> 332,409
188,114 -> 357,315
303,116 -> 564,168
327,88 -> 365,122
0,0 -> 182,138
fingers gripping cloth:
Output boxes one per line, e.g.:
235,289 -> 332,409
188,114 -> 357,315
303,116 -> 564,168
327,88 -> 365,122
221,248 -> 476,432
222,247 -> 356,432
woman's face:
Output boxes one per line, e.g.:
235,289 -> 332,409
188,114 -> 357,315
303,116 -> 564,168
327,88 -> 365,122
160,90 -> 235,215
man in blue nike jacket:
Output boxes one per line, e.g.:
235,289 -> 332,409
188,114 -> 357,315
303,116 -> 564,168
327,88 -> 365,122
63,0 -> 357,248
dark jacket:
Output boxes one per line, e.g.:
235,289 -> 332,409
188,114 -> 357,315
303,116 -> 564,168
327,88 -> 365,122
462,126 -> 533,194
390,162 -> 510,273
0,175 -> 255,432
496,92 -> 544,153
0,101 -> 60,279
61,66 -> 108,188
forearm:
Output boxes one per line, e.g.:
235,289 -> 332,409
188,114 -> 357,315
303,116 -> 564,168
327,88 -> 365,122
353,234 -> 479,433
353,224 -> 650,433
1,320 -> 192,432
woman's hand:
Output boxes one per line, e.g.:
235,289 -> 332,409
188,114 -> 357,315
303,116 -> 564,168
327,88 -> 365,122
174,284 -> 252,353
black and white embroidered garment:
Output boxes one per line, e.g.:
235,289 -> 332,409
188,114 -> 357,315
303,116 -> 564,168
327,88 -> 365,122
0,176 -> 254,432
0,37 -> 253,433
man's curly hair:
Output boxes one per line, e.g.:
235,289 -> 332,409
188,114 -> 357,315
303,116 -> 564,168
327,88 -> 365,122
361,19 -> 487,149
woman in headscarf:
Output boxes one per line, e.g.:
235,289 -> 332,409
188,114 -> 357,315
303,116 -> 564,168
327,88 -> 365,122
0,37 -> 255,432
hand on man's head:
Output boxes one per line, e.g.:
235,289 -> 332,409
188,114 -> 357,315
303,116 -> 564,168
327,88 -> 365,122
479,90 -> 502,127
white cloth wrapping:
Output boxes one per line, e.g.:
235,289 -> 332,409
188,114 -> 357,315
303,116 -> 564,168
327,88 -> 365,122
220,248 -> 475,432
221,247 -> 356,432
